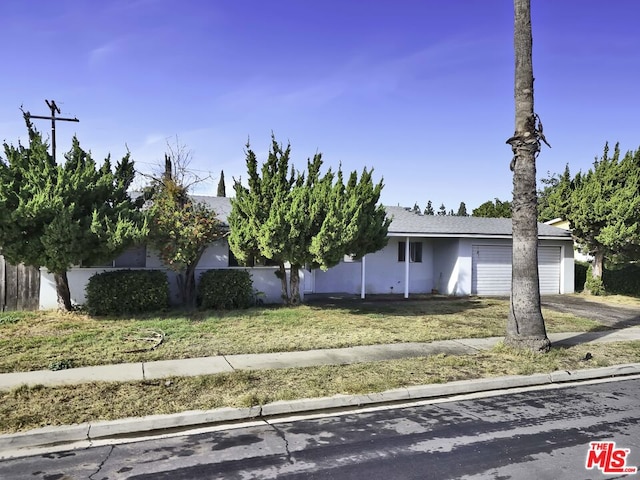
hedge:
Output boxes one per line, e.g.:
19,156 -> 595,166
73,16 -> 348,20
197,269 -> 254,310
85,270 -> 170,316
604,264 -> 640,295
575,261 -> 640,296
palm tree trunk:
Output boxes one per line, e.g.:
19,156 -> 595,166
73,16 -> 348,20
505,0 -> 550,352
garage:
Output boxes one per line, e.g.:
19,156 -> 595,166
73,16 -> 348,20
472,245 -> 561,295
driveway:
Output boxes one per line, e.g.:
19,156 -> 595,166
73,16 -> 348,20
542,295 -> 640,328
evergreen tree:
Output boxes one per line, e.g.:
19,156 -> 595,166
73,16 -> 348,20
537,164 -> 571,222
569,143 -> 640,284
0,117 -> 146,310
437,203 -> 447,216
412,202 -> 421,214
472,198 -> 512,218
423,200 -> 434,215
217,170 -> 226,197
229,135 -> 389,304
456,202 -> 469,216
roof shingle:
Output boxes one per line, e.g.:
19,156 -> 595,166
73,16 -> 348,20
194,197 -> 571,239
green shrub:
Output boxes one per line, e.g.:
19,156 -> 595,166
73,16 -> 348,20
576,261 -> 640,296
604,264 -> 640,295
574,261 -> 588,292
85,270 -> 169,316
198,269 -> 254,310
584,264 -> 606,296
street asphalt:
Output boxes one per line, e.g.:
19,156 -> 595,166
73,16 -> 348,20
1,326 -> 640,459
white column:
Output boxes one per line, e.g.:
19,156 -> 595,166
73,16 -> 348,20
360,255 -> 366,299
404,237 -> 410,298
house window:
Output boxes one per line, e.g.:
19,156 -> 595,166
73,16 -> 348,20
343,254 -> 361,263
81,245 -> 146,268
114,245 -> 146,268
398,241 -> 423,263
228,248 -> 248,267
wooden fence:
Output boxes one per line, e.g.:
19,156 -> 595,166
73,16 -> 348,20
0,255 -> 40,311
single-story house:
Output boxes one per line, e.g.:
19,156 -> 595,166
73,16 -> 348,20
39,197 -> 574,308
544,217 -> 592,263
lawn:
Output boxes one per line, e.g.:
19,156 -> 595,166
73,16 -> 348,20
570,293 -> 640,308
0,297 -> 606,373
1,340 -> 639,434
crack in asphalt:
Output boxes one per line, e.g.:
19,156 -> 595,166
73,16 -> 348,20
88,444 -> 114,480
262,415 -> 294,465
86,424 -> 93,448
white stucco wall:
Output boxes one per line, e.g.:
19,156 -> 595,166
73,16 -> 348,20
432,239 -> 465,295
556,240 -> 575,294
197,239 -> 230,268
314,238 -> 434,295
39,237 -> 297,309
39,268 -> 110,309
314,261 -> 362,294
38,235 -> 575,309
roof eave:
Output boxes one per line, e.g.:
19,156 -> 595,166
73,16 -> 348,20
387,232 -> 571,240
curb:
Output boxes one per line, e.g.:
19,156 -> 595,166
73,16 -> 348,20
2,363 -> 640,459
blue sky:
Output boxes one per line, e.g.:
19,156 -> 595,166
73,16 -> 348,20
2,0 -> 639,212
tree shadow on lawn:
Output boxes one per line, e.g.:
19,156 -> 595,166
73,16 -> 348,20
549,316 -> 640,349
301,293 -> 495,317
541,295 -> 640,348
111,295 -> 497,321
95,294 -> 498,322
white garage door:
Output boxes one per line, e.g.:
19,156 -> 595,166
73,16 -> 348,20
538,246 -> 561,294
472,245 -> 561,295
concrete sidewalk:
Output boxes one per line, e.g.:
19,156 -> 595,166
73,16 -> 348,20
2,327 -> 640,391
1,327 -> 640,458
3,364 -> 640,460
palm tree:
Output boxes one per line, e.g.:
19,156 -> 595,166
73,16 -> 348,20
505,0 -> 550,352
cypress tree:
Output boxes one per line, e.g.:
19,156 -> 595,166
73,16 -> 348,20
217,170 -> 226,197
569,143 -> 640,284
229,135 -> 389,304
0,117 -> 146,310
423,200 -> 434,215
537,164 -> 571,222
456,202 -> 469,216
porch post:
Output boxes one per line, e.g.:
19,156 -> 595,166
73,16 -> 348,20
404,236 -> 410,298
360,255 -> 366,299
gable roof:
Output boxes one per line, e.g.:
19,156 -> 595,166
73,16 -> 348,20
193,195 -> 232,226
194,197 -> 571,240
385,206 -> 570,239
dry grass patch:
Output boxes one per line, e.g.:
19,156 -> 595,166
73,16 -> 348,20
0,297 -> 607,373
2,340 -> 638,434
569,293 -> 640,308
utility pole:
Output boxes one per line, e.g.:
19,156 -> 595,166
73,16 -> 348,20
25,100 -> 79,162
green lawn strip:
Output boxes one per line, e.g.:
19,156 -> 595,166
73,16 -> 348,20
1,341 -> 638,434
0,298 -> 608,373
